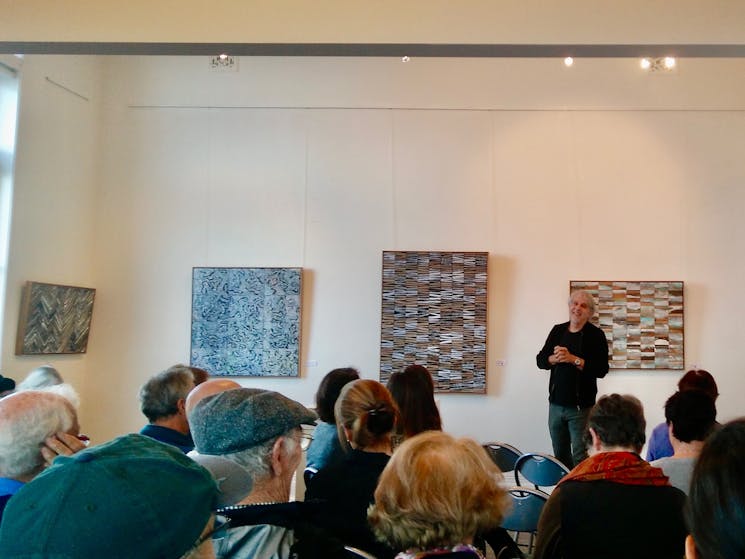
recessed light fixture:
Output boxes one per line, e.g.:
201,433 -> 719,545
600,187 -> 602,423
402,56 -> 410,63
640,57 -> 678,73
209,55 -> 238,71
563,57 -> 574,67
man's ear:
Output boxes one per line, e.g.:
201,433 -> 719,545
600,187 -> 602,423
685,535 -> 697,559
177,398 -> 187,415
588,427 -> 602,452
270,436 -> 286,476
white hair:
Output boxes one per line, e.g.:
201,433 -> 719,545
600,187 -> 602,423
17,366 -> 63,390
569,289 -> 596,314
222,429 -> 299,485
0,390 -> 77,479
39,383 -> 80,410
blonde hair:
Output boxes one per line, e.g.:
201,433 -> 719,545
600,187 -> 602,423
335,379 -> 398,451
368,431 -> 509,551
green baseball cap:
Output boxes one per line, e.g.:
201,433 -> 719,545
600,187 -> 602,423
0,434 -> 218,558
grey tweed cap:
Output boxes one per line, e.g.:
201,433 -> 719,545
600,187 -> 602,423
190,387 -> 317,455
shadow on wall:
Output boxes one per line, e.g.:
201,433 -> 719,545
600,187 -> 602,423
487,254 -> 516,397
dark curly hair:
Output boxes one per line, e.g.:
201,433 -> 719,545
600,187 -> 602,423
585,394 -> 646,452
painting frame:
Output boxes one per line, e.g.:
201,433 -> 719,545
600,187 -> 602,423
570,280 -> 684,370
379,251 -> 488,393
15,281 -> 96,355
190,266 -> 302,377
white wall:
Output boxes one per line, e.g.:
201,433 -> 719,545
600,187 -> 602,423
1,56 -> 102,422
5,55 -> 745,453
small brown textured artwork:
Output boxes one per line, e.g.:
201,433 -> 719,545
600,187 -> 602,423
380,251 -> 488,393
570,281 -> 684,370
15,281 -> 96,355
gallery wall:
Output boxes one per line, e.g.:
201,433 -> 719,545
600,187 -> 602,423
1,55 -> 102,402
2,54 -> 745,452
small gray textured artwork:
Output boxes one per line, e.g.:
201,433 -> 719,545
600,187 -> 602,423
191,267 -> 302,377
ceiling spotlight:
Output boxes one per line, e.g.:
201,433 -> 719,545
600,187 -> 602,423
218,53 -> 229,60
640,58 -> 652,70
664,57 -> 676,69
401,56 -> 410,62
563,57 -> 574,67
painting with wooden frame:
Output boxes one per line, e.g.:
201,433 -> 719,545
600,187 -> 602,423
15,281 -> 96,355
570,280 -> 684,369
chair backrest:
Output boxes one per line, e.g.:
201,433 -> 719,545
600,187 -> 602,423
483,442 -> 523,472
344,546 -> 378,559
514,453 -> 570,490
500,487 -> 549,533
303,466 -> 318,486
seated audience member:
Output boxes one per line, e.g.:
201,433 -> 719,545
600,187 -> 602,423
0,434 -> 219,559
387,364 -> 442,448
189,387 -> 338,559
369,431 -> 510,559
534,394 -> 687,559
17,365 -> 63,390
651,390 -> 716,494
647,369 -> 718,461
686,418 -> 745,559
0,374 -> 15,397
305,379 -> 399,557
138,366 -> 196,453
0,390 -> 86,521
306,367 -> 360,473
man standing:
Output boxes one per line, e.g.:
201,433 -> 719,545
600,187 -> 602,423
537,290 -> 609,467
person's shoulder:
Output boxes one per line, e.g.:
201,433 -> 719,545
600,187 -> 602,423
549,322 -> 569,334
582,321 -> 604,334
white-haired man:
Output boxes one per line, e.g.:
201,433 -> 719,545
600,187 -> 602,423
190,388 -> 348,558
537,290 -> 610,467
0,390 -> 85,520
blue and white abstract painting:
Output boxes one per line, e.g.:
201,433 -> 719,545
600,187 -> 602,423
191,267 -> 302,377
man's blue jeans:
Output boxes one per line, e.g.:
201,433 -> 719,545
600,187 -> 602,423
548,403 -> 591,468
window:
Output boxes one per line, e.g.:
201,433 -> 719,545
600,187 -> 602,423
0,56 -> 21,352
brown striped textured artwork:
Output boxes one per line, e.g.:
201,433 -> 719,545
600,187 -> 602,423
570,281 -> 684,370
15,281 -> 96,355
380,251 -> 488,393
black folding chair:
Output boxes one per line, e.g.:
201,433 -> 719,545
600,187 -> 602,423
514,452 -> 570,491
483,442 -> 523,473
500,487 -> 549,554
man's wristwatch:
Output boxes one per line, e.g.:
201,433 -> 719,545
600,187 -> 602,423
574,358 -> 581,367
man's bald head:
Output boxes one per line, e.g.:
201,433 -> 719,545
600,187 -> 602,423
185,378 -> 241,416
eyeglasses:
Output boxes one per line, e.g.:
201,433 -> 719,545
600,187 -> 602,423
299,432 -> 313,451
180,514 -> 231,558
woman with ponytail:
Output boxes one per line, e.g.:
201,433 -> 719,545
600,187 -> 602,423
305,379 -> 399,558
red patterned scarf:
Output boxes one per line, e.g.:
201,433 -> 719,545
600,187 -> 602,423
559,451 -> 670,487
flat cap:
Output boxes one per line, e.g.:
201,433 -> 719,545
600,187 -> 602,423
190,388 -> 317,455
